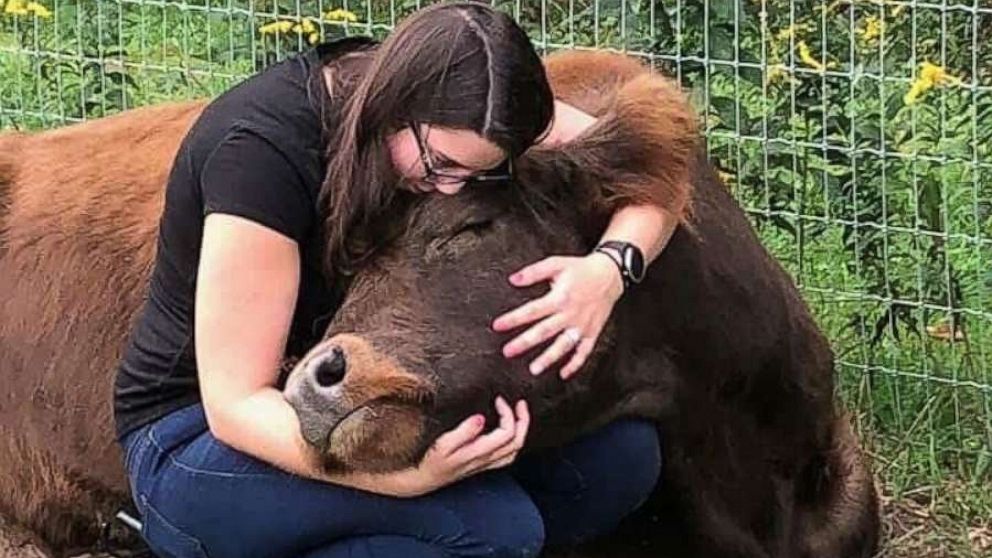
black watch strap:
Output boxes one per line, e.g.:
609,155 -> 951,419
594,241 -> 646,291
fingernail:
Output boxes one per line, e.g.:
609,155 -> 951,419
530,362 -> 543,375
474,415 -> 485,428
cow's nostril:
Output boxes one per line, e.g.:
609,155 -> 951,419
314,347 -> 346,388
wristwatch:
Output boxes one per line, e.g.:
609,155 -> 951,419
593,240 -> 646,291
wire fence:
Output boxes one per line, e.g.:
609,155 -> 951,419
1,0 -> 989,512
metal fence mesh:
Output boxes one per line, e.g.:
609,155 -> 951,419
1,0 -> 989,527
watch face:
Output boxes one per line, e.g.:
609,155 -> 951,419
623,245 -> 646,282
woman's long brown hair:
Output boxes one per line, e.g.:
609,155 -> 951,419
317,1 -> 554,278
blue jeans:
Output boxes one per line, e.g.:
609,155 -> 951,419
120,403 -> 661,558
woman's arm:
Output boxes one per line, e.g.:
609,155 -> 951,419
195,213 -> 529,497
597,203 -> 678,269
494,97 -> 689,378
195,213 -> 382,488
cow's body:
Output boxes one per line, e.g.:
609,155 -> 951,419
0,101 -> 206,554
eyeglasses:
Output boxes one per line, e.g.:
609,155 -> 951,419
409,122 -> 513,186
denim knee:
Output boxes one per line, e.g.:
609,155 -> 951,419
511,418 -> 661,547
606,419 -> 662,508
433,472 -> 546,558
483,505 -> 545,558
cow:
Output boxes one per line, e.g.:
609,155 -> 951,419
281,49 -> 881,558
0,49 -> 879,558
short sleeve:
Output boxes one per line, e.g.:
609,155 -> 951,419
199,126 -> 314,243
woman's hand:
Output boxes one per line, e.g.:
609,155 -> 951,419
491,253 -> 623,380
381,397 -> 530,498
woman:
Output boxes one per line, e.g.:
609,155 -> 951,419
114,3 -> 680,557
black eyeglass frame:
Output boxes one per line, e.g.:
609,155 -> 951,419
408,122 -> 514,185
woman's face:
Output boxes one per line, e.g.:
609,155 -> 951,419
388,123 -> 508,195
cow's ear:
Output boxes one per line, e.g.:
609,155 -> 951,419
515,71 -> 701,232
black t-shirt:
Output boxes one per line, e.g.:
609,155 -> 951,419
113,37 -> 378,441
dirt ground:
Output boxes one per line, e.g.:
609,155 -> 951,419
2,494 -> 989,558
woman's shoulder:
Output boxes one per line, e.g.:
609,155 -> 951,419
195,36 -> 375,137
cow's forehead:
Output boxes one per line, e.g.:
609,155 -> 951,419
412,187 -> 499,220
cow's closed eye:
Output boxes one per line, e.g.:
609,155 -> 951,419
430,218 -> 496,256
453,217 -> 493,237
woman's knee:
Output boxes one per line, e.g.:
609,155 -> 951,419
603,419 -> 663,498
472,507 -> 545,558
426,472 -> 545,558
512,418 -> 661,547
586,419 -> 662,516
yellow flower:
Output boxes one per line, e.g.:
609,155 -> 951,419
4,0 -> 28,15
766,65 -> 788,84
259,20 -> 294,35
25,1 -> 50,17
822,0 -> 845,14
775,24 -> 811,43
904,61 -> 963,105
324,8 -> 358,23
797,41 -> 832,73
776,25 -> 796,42
291,19 -> 320,45
4,0 -> 50,17
857,16 -> 883,44
260,18 -> 322,44
292,18 -> 317,35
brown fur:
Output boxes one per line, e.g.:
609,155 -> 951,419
800,414 -> 881,557
0,131 -> 20,256
0,100 -> 205,555
541,50 -> 700,222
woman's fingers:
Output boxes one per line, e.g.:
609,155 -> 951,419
414,396 -> 535,491
508,256 -> 568,287
528,326 -> 583,375
484,453 -> 519,471
559,335 -> 596,379
431,413 -> 486,457
486,400 -> 531,466
451,397 -> 517,465
502,313 -> 567,359
492,292 -> 560,338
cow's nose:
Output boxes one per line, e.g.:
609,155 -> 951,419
312,346 -> 347,388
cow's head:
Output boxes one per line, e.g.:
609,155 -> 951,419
283,175 -> 613,473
